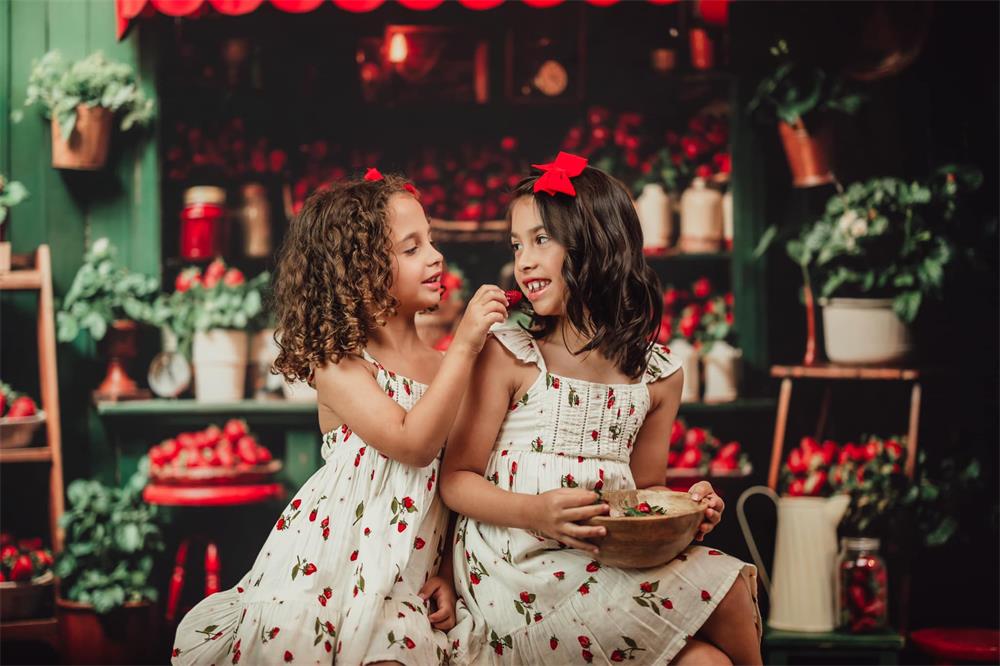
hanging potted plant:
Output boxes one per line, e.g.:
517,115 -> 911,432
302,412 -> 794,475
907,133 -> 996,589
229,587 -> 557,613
57,238 -> 160,400
0,174 -> 29,273
758,166 -> 983,364
161,259 -> 269,402
16,50 -> 154,170
747,39 -> 863,187
55,466 -> 164,664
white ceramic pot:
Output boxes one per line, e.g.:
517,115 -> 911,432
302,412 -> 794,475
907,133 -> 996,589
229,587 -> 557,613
669,338 -> 700,402
702,341 -> 741,402
192,329 -> 248,402
679,177 -> 723,252
636,183 -> 673,250
820,297 -> 912,365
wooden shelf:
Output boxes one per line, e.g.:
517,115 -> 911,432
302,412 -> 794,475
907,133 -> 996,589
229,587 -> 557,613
645,249 -> 731,263
96,399 -> 317,428
0,447 -> 53,463
771,364 -> 921,381
0,269 -> 43,291
678,397 -> 776,413
0,616 -> 59,642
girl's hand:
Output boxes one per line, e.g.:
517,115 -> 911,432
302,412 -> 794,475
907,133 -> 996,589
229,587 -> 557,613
419,575 -> 457,631
450,285 -> 508,355
532,489 -> 610,554
689,480 -> 724,541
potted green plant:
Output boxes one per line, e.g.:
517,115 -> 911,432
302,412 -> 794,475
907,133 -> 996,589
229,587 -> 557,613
157,258 -> 269,402
747,39 -> 863,187
57,238 -> 160,399
0,174 -> 28,272
55,465 -> 164,664
760,166 -> 982,364
15,50 -> 154,170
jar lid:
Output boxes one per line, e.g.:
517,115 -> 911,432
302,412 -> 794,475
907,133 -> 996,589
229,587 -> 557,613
842,536 -> 880,550
184,186 -> 226,206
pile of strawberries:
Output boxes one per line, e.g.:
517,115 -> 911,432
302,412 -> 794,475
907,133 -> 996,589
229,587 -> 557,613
148,419 -> 273,475
668,419 -> 749,475
780,435 -> 906,497
0,534 -> 53,583
0,383 -> 38,419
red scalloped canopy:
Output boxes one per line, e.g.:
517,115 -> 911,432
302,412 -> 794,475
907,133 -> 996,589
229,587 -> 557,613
117,0 -> 727,40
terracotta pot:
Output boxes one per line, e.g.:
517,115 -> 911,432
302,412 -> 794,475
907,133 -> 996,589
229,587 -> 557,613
57,597 -> 158,665
95,320 -> 145,400
51,105 -> 113,171
778,120 -> 835,188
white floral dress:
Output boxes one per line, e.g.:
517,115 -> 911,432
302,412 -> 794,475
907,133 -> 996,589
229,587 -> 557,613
172,350 -> 451,666
448,326 -> 761,665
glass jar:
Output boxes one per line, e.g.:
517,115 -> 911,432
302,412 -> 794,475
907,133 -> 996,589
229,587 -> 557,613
180,186 -> 226,260
837,537 -> 888,633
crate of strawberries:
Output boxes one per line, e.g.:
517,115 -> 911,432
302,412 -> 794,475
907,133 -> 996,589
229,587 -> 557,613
0,534 -> 55,621
148,419 -> 280,486
664,419 -> 752,493
0,383 -> 44,449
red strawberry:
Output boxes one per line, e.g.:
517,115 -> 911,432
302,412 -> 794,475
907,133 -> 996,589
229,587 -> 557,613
309,509 -> 318,522
322,527 -> 330,540
494,643 -> 503,655
302,563 -> 317,576
6,396 -> 36,418
678,447 -> 702,469
397,521 -> 407,533
553,571 -> 565,580
662,598 -> 673,609
578,636 -> 591,648
414,537 -> 425,550
708,549 -> 721,556
640,581 -> 653,593
172,648 -> 180,658
404,637 -> 416,649
701,590 -> 711,602
323,587 -> 332,599
364,527 -> 371,536
520,591 -> 531,603
551,377 -> 560,389
291,499 -> 301,510
223,268 -> 245,287
324,642 -> 332,653
224,419 -> 247,442
283,650 -> 293,662
550,636 -> 559,650
586,561 -> 599,572
320,516 -> 329,529
402,497 -> 414,509
591,430 -> 599,441
578,583 -> 590,595
470,573 -> 481,585
10,554 -> 33,581
275,517 -> 285,530
533,612 -> 542,623
582,649 -> 594,663
350,550 -> 358,561
636,502 -> 652,513
787,478 -> 805,497
325,621 -> 335,634
204,258 -> 226,288
611,650 -> 626,662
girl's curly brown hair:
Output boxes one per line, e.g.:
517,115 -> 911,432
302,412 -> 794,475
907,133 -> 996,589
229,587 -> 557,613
271,175 -> 414,382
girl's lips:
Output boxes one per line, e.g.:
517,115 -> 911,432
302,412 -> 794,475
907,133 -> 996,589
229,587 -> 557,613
422,279 -> 441,290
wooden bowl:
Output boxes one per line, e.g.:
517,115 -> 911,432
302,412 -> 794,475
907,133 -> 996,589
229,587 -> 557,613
585,489 -> 705,569
0,411 -> 46,449
0,570 -> 55,621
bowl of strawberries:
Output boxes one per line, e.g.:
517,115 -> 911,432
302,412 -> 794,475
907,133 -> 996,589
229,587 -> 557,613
0,534 -> 55,621
148,419 -> 280,486
0,383 -> 45,449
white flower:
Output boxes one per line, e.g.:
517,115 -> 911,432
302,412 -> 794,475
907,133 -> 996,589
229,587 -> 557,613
837,209 -> 862,234
850,218 -> 869,238
92,237 -> 110,255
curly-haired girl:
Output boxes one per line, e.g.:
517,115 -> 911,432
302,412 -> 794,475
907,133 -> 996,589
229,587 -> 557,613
172,171 -> 508,666
442,155 -> 761,665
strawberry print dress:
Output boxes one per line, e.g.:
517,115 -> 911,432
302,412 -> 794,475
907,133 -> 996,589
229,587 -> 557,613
448,326 -> 761,664
172,350 -> 451,666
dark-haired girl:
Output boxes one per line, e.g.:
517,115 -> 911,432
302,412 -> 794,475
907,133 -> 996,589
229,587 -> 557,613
441,155 -> 762,665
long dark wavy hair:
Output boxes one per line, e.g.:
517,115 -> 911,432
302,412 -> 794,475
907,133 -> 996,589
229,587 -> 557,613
271,175 -> 414,382
508,166 -> 663,379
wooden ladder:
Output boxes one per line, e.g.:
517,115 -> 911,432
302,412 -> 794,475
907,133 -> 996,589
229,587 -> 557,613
0,245 -> 65,646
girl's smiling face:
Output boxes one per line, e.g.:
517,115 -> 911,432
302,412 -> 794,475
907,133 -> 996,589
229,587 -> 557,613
510,196 -> 567,317
388,193 -> 444,312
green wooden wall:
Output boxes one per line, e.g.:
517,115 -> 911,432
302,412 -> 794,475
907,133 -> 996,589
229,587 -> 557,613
1,0 -> 161,487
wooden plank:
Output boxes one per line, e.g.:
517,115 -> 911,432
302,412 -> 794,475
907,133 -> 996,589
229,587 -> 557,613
36,246 -> 65,551
0,616 -> 59,643
0,268 -> 42,290
0,447 -> 53,463
770,364 -> 921,381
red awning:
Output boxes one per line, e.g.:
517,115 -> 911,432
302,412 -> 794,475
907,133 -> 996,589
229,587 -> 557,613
117,0 -> 727,40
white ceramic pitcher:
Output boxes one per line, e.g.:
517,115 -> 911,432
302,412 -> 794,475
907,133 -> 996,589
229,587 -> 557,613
737,486 -> 850,632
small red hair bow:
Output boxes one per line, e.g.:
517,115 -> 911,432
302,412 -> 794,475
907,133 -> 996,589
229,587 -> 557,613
363,167 -> 383,182
531,151 -> 588,196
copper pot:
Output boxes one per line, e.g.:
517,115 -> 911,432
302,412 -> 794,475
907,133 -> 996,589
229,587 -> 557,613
94,320 -> 144,401
57,597 -> 158,665
778,119 -> 835,188
51,105 -> 113,170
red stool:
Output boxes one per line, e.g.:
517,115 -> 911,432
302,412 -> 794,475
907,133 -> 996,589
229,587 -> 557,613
143,483 -> 284,622
910,628 -> 1000,665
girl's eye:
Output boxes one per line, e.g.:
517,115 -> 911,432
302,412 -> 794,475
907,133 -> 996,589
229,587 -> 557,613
536,235 -> 549,245
510,242 -> 522,252
404,247 -> 418,255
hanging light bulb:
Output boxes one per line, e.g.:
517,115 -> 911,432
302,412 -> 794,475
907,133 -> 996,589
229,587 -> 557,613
388,32 -> 408,64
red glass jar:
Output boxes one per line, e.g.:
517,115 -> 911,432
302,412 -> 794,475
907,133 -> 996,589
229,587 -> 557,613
837,537 -> 889,633
180,186 -> 226,260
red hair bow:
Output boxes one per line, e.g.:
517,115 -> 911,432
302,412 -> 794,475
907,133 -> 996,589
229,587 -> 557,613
363,167 -> 384,182
531,152 -> 588,196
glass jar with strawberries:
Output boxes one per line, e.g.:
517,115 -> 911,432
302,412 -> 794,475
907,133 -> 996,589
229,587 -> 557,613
836,537 -> 888,633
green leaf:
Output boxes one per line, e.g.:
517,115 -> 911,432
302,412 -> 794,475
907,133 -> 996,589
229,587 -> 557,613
624,636 -> 638,649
